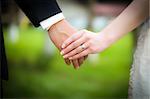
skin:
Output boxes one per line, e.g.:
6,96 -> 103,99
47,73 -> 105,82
48,19 -> 87,69
61,0 -> 149,60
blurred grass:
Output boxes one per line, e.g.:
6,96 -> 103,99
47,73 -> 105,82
3,26 -> 135,99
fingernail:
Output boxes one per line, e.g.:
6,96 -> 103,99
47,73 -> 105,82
76,66 -> 79,69
63,55 -> 68,58
60,51 -> 64,55
62,44 -> 65,48
65,60 -> 71,65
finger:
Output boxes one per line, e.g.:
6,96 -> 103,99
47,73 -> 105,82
63,46 -> 82,58
64,58 -> 71,65
78,57 -> 84,66
69,49 -> 90,60
63,43 -> 87,59
72,59 -> 79,69
66,42 -> 90,59
84,55 -> 88,60
61,30 -> 84,49
61,37 -> 87,56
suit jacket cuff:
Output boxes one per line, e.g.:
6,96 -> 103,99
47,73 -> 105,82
40,13 -> 65,30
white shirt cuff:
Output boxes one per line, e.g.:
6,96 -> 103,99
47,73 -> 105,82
40,13 -> 65,30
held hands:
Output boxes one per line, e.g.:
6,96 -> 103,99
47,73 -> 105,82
61,29 -> 114,60
48,19 -> 112,69
48,20 -> 87,69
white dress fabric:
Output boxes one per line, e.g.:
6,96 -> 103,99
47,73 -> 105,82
129,19 -> 150,99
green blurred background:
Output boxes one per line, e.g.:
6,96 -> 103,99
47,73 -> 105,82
2,0 -> 135,99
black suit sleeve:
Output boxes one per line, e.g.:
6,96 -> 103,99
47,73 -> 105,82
15,0 -> 62,27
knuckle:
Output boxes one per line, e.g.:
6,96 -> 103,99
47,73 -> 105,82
74,49 -> 78,53
74,42 -> 78,46
82,37 -> 86,41
71,36 -> 75,40
67,54 -> 71,57
88,41 -> 92,45
89,47 -> 95,52
78,47 -> 81,52
75,51 -> 78,55
72,56 -> 76,59
77,55 -> 81,58
64,49 -> 68,53
84,34 -> 89,39
75,55 -> 80,59
79,53 -> 83,57
72,35 -> 77,40
71,50 -> 77,55
71,43 -> 76,48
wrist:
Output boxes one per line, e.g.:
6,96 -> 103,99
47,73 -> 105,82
48,19 -> 65,33
48,19 -> 76,35
97,30 -> 117,46
47,19 -> 77,50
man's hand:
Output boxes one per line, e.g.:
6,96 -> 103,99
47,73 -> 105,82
48,19 -> 86,69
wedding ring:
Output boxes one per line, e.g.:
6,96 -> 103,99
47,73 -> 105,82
80,44 -> 86,50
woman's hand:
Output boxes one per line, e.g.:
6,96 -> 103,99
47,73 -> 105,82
60,29 -> 113,60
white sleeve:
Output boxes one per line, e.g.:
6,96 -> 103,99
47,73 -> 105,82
40,13 -> 65,30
